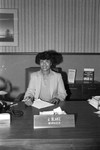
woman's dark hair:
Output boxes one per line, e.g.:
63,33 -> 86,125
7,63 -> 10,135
35,50 -> 63,67
35,51 -> 53,65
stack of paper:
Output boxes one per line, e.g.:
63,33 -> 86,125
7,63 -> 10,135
94,110 -> 100,115
32,99 -> 54,109
88,96 -> 100,110
40,107 -> 66,115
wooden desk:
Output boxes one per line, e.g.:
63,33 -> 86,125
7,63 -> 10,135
0,101 -> 100,150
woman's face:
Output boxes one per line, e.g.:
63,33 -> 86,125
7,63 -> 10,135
40,59 -> 51,71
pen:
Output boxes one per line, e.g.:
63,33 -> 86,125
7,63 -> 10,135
10,103 -> 18,107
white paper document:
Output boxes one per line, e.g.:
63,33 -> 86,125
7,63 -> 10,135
88,99 -> 99,109
88,96 -> 100,110
32,99 -> 54,109
94,110 -> 100,115
40,107 -> 66,115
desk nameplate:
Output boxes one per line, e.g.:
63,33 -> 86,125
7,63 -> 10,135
34,114 -> 75,129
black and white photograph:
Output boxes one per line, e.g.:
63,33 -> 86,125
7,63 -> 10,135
0,0 -> 100,150
0,9 -> 18,46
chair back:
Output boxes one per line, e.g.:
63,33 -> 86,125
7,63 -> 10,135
25,67 -> 40,90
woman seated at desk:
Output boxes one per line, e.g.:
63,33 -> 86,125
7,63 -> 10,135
23,51 -> 67,106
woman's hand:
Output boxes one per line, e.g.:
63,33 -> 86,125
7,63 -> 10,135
49,98 -> 60,104
23,97 -> 33,106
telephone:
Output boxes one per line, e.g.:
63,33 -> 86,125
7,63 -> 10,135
0,100 -> 24,117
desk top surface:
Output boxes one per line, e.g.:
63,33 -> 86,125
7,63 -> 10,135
0,101 -> 100,140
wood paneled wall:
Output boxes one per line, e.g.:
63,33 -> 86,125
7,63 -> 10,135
0,0 -> 100,53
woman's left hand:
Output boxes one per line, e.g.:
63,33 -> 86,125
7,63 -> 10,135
50,98 -> 60,104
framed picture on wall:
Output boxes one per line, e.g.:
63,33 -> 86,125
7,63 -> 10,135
0,9 -> 18,46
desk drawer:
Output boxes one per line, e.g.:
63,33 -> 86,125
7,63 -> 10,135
69,85 -> 82,100
82,84 -> 100,99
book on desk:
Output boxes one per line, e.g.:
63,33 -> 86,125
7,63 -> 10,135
83,68 -> 94,82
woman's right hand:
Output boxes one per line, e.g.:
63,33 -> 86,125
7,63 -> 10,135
22,97 -> 33,106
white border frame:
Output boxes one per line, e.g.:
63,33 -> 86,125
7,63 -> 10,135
0,9 -> 18,46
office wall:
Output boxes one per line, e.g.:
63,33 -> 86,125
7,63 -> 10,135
0,0 -> 100,53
